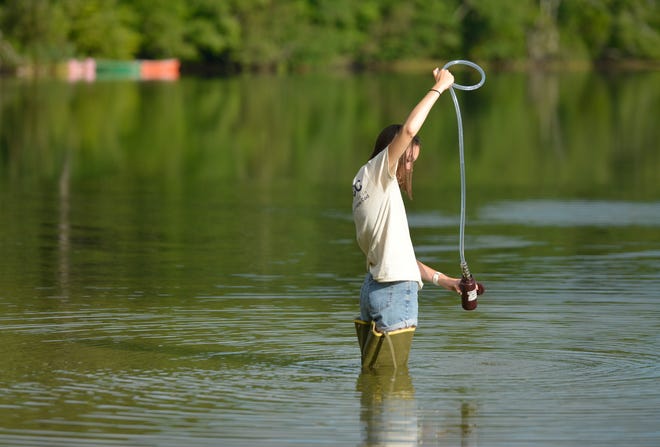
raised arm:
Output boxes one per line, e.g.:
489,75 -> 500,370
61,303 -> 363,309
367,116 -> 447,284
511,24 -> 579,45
387,68 -> 455,173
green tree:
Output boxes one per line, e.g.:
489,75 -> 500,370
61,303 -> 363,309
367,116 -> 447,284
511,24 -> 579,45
185,0 -> 241,62
232,0 -> 311,72
0,0 -> 658,72
0,0 -> 69,62
129,0 -> 243,62
608,0 -> 660,60
559,0 -> 615,60
460,0 -> 537,62
558,0 -> 660,62
356,0 -> 461,65
130,0 -> 194,59
63,0 -> 140,59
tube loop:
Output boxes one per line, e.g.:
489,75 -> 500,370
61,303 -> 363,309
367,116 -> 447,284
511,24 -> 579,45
442,59 -> 486,91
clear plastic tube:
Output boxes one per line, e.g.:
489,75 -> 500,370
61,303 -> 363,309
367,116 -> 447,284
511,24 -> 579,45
442,60 -> 486,267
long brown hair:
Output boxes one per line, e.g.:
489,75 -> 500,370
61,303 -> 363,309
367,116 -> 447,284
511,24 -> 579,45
370,124 -> 420,199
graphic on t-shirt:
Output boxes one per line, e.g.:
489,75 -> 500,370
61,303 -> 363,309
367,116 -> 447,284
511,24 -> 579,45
352,179 -> 362,196
352,177 -> 369,210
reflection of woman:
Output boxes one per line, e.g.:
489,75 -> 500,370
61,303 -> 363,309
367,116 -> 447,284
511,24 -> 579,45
357,368 -> 417,446
352,67 -> 461,333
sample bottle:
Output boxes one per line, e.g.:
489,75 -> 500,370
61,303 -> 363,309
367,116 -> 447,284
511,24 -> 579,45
459,262 -> 484,311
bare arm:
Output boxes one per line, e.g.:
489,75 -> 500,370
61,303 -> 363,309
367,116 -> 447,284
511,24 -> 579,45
417,260 -> 461,293
387,68 -> 455,173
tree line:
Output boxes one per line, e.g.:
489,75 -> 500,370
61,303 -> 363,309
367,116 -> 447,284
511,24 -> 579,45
1,0 -> 659,74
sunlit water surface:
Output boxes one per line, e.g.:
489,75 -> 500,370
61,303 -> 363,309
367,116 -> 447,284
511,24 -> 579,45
1,71 -> 659,446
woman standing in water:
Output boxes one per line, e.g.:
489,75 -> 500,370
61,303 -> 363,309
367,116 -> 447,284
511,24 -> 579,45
352,66 -> 461,333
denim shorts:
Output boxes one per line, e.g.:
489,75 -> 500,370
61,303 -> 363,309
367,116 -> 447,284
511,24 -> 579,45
360,273 -> 419,332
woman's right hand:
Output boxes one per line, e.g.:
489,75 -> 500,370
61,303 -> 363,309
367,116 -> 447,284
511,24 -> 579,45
432,68 -> 454,93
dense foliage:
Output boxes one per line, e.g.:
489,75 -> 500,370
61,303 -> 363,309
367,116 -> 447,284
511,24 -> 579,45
1,0 -> 659,72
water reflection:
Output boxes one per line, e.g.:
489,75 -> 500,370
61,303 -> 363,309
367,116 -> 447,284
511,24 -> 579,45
357,368 -> 478,446
58,152 -> 71,299
357,368 -> 418,446
528,69 -> 563,158
1,70 -> 659,200
0,71 -> 659,445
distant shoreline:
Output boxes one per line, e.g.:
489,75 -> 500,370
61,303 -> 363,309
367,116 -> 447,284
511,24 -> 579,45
2,57 -> 659,79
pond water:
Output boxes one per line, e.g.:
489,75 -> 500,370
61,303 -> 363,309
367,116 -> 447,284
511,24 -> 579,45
0,68 -> 659,446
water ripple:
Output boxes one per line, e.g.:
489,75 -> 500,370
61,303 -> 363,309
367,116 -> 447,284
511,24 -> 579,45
480,199 -> 660,227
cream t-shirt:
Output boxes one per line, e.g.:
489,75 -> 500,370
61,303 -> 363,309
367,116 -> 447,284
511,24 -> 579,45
352,148 -> 422,288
